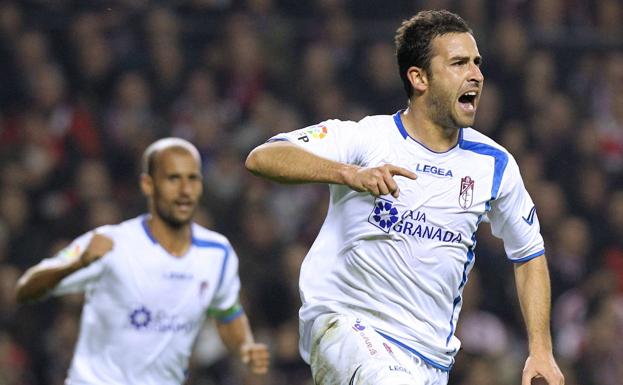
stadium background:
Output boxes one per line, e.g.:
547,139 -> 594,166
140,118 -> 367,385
0,0 -> 622,384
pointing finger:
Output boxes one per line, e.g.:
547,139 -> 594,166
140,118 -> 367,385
387,165 -> 417,180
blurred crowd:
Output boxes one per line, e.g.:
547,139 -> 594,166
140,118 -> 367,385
0,0 -> 622,384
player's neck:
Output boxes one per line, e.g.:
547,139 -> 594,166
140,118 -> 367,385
146,216 -> 192,257
402,106 -> 460,152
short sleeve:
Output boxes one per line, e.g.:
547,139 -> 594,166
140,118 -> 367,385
488,155 -> 545,262
39,231 -> 107,295
208,244 -> 242,322
269,119 -> 367,165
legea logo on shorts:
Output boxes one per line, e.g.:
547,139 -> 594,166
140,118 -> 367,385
368,198 -> 400,233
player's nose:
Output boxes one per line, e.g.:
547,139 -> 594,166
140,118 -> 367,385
469,63 -> 484,84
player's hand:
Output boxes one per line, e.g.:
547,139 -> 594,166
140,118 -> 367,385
521,353 -> 564,385
80,233 -> 114,267
240,342 -> 270,374
345,164 -> 417,198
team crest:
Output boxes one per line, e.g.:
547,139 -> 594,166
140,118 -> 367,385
459,176 -> 474,209
199,280 -> 209,297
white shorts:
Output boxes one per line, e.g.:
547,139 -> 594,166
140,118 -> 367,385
309,313 -> 449,385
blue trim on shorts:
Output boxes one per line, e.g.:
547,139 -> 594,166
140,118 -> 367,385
375,330 -> 452,372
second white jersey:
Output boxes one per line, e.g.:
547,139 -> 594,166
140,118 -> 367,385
41,216 -> 242,385
271,112 -> 544,370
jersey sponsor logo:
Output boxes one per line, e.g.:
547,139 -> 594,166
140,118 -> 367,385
415,163 -> 453,178
128,305 -> 199,333
368,198 -> 399,233
369,199 -> 463,243
130,306 -> 152,329
393,219 -> 463,243
522,206 -> 537,225
296,124 -> 328,142
459,176 -> 474,209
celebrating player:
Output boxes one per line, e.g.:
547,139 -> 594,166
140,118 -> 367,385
16,138 -> 269,384
246,9 -> 563,385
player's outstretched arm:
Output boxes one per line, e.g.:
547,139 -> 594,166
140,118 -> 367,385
245,141 -> 416,198
216,313 -> 270,374
514,255 -> 564,385
15,233 -> 113,303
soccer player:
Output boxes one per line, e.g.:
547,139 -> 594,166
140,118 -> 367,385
15,138 -> 269,384
245,9 -> 563,385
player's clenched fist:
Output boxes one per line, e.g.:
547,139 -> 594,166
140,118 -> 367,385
240,342 -> 270,374
80,233 -> 114,267
344,164 -> 417,198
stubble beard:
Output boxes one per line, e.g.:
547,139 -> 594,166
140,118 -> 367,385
154,200 -> 194,229
427,83 -> 465,131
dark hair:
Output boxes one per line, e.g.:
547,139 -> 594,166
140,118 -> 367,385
395,10 -> 472,98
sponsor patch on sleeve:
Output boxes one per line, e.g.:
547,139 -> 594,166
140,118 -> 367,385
58,244 -> 82,262
295,124 -> 329,143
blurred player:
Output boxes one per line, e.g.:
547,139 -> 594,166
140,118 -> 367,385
16,138 -> 269,384
246,9 -> 563,385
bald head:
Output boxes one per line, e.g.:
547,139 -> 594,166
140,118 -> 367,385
142,138 -> 201,177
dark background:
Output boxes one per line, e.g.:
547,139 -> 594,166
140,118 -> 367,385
0,1 -> 622,384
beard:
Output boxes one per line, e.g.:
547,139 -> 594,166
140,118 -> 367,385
426,82 -> 466,130
153,198 -> 195,229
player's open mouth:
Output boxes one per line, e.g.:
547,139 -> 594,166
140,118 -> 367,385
458,91 -> 478,112
175,201 -> 194,211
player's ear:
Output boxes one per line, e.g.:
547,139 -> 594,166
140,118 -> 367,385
140,173 -> 154,197
407,66 -> 428,93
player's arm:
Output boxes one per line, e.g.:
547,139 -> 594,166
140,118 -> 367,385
514,255 -> 564,385
15,233 -> 113,303
216,312 -> 269,374
245,141 -> 416,198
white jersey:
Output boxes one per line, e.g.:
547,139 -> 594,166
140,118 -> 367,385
41,216 -> 242,385
271,112 -> 544,370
